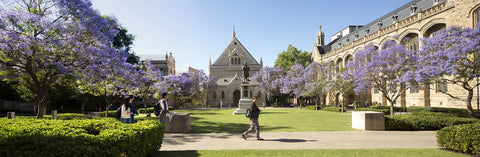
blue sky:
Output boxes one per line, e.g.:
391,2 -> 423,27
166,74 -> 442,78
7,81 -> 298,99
91,0 -> 411,74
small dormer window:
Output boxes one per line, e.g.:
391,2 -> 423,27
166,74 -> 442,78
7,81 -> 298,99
355,34 -> 359,38
338,42 -> 342,46
365,28 -> 370,34
377,21 -> 383,29
346,37 -> 350,42
234,42 -> 237,45
392,14 -> 398,22
433,0 -> 439,4
411,5 -> 418,14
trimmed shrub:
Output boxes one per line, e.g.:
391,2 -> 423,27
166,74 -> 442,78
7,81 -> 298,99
437,123 -> 480,155
0,118 -> 164,157
323,107 -> 342,112
99,110 -> 117,118
55,113 -> 88,120
138,107 -> 154,114
354,108 -> 389,115
305,105 -> 321,110
407,106 -> 470,118
370,105 -> 407,112
385,115 -> 479,131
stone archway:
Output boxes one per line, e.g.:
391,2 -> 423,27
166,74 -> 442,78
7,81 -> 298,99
233,90 -> 240,107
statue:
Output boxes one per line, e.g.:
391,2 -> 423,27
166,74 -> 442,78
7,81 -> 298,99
242,62 -> 250,82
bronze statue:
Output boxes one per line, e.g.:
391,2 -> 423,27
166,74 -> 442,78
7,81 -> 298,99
242,62 -> 250,82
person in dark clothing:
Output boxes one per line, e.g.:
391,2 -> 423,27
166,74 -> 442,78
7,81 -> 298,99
242,96 -> 263,140
127,95 -> 138,124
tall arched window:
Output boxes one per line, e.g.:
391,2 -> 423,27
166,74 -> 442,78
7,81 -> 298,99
474,7 -> 480,28
402,34 -> 420,93
402,33 -> 419,52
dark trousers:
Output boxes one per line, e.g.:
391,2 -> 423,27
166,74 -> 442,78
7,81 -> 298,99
244,117 -> 260,138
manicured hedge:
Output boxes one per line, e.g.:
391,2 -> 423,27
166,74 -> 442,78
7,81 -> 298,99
407,106 -> 471,118
353,108 -> 390,115
323,107 -> 342,112
138,107 -> 154,114
0,118 -> 164,157
99,110 -> 117,117
305,105 -> 322,110
437,123 -> 480,155
370,106 -> 407,112
385,114 -> 479,131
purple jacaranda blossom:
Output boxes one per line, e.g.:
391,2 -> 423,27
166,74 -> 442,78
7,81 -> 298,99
405,24 -> 480,117
346,41 -> 413,115
251,66 -> 284,98
0,0 -> 121,118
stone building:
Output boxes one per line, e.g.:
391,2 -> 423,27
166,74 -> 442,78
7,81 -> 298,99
208,32 -> 265,107
140,52 -> 176,76
312,0 -> 480,109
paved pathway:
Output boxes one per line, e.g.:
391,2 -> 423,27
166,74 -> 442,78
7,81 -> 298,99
161,131 -> 438,150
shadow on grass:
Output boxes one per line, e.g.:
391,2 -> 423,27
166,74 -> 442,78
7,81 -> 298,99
259,111 -> 287,114
149,150 -> 199,157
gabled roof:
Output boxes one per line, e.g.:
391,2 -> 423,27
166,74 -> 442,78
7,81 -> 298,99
213,36 -> 259,66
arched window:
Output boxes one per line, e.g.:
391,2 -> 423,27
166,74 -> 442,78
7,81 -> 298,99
231,58 -> 233,64
474,7 -> 480,28
401,33 -> 419,52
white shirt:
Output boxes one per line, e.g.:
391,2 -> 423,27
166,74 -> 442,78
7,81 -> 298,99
160,99 -> 169,111
121,104 -> 131,118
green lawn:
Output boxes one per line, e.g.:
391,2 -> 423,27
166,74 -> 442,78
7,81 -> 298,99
155,149 -> 468,157
172,108 -> 355,133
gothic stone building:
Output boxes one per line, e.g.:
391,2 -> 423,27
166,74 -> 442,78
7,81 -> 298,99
312,0 -> 480,109
208,33 -> 265,107
140,52 -> 176,76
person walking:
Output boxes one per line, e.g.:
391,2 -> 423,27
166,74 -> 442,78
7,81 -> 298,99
157,93 -> 169,124
120,99 -> 133,124
242,96 -> 263,140
127,95 -> 138,124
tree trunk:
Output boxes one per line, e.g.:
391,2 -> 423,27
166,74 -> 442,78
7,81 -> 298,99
467,90 -> 474,118
424,83 -> 430,107
81,99 -> 85,114
36,101 -> 48,119
401,84 -> 406,107
35,88 -> 49,119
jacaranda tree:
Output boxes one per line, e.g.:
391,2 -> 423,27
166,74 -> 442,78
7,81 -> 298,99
251,66 -> 284,106
133,60 -> 163,114
407,25 -> 480,117
0,0 -> 120,118
348,41 -> 413,115
279,63 -> 308,108
303,62 -> 330,110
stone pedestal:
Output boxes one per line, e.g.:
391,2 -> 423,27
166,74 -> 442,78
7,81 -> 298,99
165,113 -> 190,133
352,111 -> 385,131
233,83 -> 253,115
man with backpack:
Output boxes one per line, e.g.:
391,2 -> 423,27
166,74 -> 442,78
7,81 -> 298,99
154,93 -> 169,124
242,96 -> 263,140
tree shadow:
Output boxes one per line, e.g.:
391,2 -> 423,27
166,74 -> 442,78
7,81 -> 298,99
149,150 -> 199,157
188,117 -> 291,133
259,111 -> 287,114
263,138 -> 317,143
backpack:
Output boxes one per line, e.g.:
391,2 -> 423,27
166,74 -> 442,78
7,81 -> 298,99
245,108 -> 251,118
153,103 -> 160,116
115,107 -> 121,120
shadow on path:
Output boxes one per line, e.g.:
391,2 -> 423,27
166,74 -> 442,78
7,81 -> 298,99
150,150 -> 199,157
263,138 -> 317,143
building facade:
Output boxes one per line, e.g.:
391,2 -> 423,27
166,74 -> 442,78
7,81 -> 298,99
140,52 -> 176,76
312,0 -> 480,109
208,33 -> 265,107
